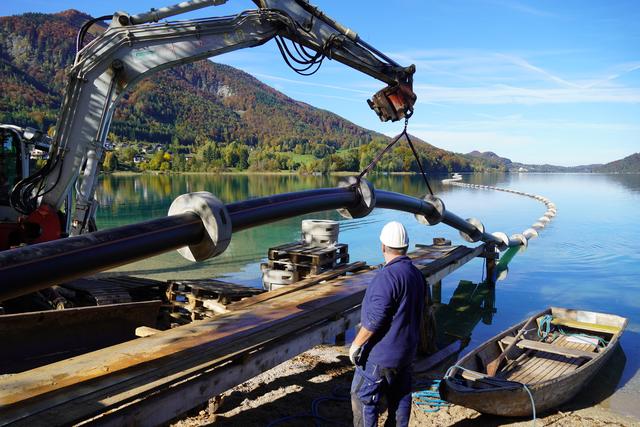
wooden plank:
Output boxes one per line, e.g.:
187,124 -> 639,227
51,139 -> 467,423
541,337 -> 586,381
520,355 -> 553,380
504,337 -> 574,384
539,357 -> 579,382
226,261 -> 368,310
412,245 -> 485,285
510,355 -> 562,384
508,355 -> 552,383
554,334 -> 597,352
500,337 -> 596,360
0,270 -> 375,424
551,318 -> 620,334
538,354 -> 576,382
0,243 -> 481,426
499,349 -> 533,378
81,308 -> 362,427
533,335 -> 593,382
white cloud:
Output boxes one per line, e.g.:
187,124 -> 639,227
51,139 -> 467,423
283,90 -> 362,103
395,120 -> 639,165
485,0 -> 556,17
388,49 -> 640,105
413,84 -> 640,105
410,116 -> 640,133
252,72 -> 371,94
399,129 -> 538,154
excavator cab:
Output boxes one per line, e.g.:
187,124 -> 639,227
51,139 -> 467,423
1,126 -> 26,248
0,127 -> 25,211
0,126 -> 52,249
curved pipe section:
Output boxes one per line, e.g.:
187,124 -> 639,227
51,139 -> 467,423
443,179 -> 557,250
375,190 -> 503,246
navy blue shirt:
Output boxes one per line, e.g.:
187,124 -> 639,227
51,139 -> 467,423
360,255 -> 425,368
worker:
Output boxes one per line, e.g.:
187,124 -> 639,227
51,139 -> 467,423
349,221 -> 425,427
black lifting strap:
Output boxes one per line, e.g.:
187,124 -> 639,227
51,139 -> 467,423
357,118 -> 434,196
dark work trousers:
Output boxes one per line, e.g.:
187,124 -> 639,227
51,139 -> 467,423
351,360 -> 412,427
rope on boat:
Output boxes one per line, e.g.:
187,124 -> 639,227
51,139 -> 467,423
538,314 -> 553,340
444,364 -> 537,426
538,314 -> 608,347
441,176 -> 557,252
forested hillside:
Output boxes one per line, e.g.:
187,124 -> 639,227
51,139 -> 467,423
596,153 -> 640,173
0,10 -> 494,173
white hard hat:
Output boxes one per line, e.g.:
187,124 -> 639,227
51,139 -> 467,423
379,221 -> 409,248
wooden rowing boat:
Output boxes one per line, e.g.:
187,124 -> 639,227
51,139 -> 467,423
439,307 -> 627,417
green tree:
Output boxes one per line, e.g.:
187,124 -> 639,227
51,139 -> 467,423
121,146 -> 138,163
148,150 -> 165,170
103,152 -> 118,172
172,153 -> 186,172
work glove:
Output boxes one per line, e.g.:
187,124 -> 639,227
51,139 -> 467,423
349,343 -> 363,366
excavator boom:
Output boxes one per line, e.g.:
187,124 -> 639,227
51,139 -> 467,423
8,0 -> 416,241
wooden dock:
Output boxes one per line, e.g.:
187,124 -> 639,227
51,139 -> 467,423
0,241 -> 491,426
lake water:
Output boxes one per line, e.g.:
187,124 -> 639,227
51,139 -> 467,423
96,172 -> 640,419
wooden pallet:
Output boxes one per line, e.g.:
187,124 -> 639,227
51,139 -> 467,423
166,280 -> 264,321
266,242 -> 349,276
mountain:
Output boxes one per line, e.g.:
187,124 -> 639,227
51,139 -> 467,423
0,9 -> 489,173
596,153 -> 640,173
465,151 -> 512,171
465,150 -> 640,173
0,10 -> 373,146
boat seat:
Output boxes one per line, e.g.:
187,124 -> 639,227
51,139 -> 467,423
550,318 -> 620,334
500,336 -> 597,360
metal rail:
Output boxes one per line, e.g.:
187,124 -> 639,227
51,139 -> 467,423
0,183 -> 507,301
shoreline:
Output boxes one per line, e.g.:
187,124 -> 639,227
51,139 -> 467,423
105,170 -> 640,177
107,170 -> 424,177
173,345 -> 639,427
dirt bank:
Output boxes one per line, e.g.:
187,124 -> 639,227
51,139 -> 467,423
173,345 -> 638,426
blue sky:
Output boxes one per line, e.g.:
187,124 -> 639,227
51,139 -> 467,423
2,0 -> 639,165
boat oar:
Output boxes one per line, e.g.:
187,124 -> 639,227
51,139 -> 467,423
486,314 -> 538,376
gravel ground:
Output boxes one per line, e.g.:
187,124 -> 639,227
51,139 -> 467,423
172,345 -> 639,427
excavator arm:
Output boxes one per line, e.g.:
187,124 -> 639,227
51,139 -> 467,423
12,0 -> 416,238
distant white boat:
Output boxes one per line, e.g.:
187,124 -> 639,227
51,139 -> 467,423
442,173 -> 463,183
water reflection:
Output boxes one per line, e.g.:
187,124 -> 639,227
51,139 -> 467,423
602,173 -> 640,193
96,173 -> 457,218
433,280 -> 496,350
95,172 -> 640,414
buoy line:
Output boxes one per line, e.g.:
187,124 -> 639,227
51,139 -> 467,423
442,176 -> 557,250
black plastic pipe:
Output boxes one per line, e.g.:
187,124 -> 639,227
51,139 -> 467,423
0,212 -> 204,302
375,190 -> 502,245
228,187 -> 357,231
0,187 -> 359,301
0,186 -> 499,302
